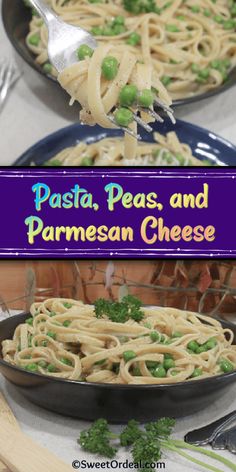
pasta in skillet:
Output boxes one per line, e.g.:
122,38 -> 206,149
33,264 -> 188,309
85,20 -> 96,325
26,0 -> 236,100
2,297 -> 236,384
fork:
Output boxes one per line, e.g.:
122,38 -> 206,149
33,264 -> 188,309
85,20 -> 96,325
28,0 -> 175,139
0,59 -> 21,111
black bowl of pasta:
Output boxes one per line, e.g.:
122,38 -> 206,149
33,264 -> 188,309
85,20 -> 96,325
2,0 -> 236,108
0,301 -> 236,423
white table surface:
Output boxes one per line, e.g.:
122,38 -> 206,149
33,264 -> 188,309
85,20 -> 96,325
0,310 -> 236,472
1,1 -> 236,165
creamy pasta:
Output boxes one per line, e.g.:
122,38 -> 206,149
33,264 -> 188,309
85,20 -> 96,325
26,0 -> 236,101
2,297 -> 236,384
44,131 -> 209,166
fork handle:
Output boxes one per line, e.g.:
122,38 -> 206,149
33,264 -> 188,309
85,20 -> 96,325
27,0 -> 56,24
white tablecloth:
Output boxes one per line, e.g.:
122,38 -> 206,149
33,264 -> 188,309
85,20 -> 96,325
0,311 -> 235,472
1,0 -> 236,165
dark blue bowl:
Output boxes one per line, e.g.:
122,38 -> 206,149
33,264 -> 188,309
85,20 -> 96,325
14,119 -> 236,166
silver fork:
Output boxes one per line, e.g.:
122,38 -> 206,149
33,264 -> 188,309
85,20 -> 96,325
28,0 -> 175,139
0,59 -> 21,112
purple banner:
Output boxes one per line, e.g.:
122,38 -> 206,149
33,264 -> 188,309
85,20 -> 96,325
1,167 -> 236,258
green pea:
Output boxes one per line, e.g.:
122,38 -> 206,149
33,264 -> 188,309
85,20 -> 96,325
203,9 -> 211,17
47,331 -> 56,340
49,311 -> 57,317
214,15 -> 223,23
199,68 -> 210,79
114,108 -> 133,127
150,331 -> 160,342
42,62 -> 52,74
77,44 -> 93,60
26,317 -> 33,326
220,359 -> 234,373
91,26 -> 103,35
161,75 -> 171,86
133,366 -> 141,376
211,59 -> 221,69
175,153 -> 186,165
102,27 -> 115,36
63,320 -> 71,327
191,368 -> 203,378
113,15 -> 125,25
41,340 -> 48,347
165,24 -> 180,32
146,361 -> 159,369
205,338 -> 217,350
119,336 -> 129,343
191,63 -> 200,73
172,332 -> 182,338
60,357 -> 73,366
191,5 -> 200,13
177,15 -> 185,20
123,350 -> 136,362
44,159 -> 62,167
187,340 -> 199,352
196,345 -> 207,354
47,364 -> 57,373
38,360 -> 48,369
163,358 -> 175,370
81,156 -> 94,166
231,4 -> 236,16
63,302 -> 73,309
164,353 -> 174,360
170,370 -> 179,376
126,32 -> 141,46
25,363 -> 38,372
138,89 -> 154,107
196,76 -> 207,84
119,84 -> 138,106
113,24 -> 126,35
223,20 -> 235,30
101,56 -> 119,80
152,365 -> 166,378
144,322 -> 152,329
28,33 -> 40,46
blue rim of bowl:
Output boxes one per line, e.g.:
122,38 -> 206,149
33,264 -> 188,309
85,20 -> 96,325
13,118 -> 236,167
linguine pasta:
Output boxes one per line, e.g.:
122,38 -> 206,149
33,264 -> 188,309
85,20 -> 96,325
2,298 -> 236,384
26,0 -> 236,101
45,131 -> 208,166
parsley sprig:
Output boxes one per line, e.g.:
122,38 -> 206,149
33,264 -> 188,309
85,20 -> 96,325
79,417 -> 236,472
94,295 -> 144,323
